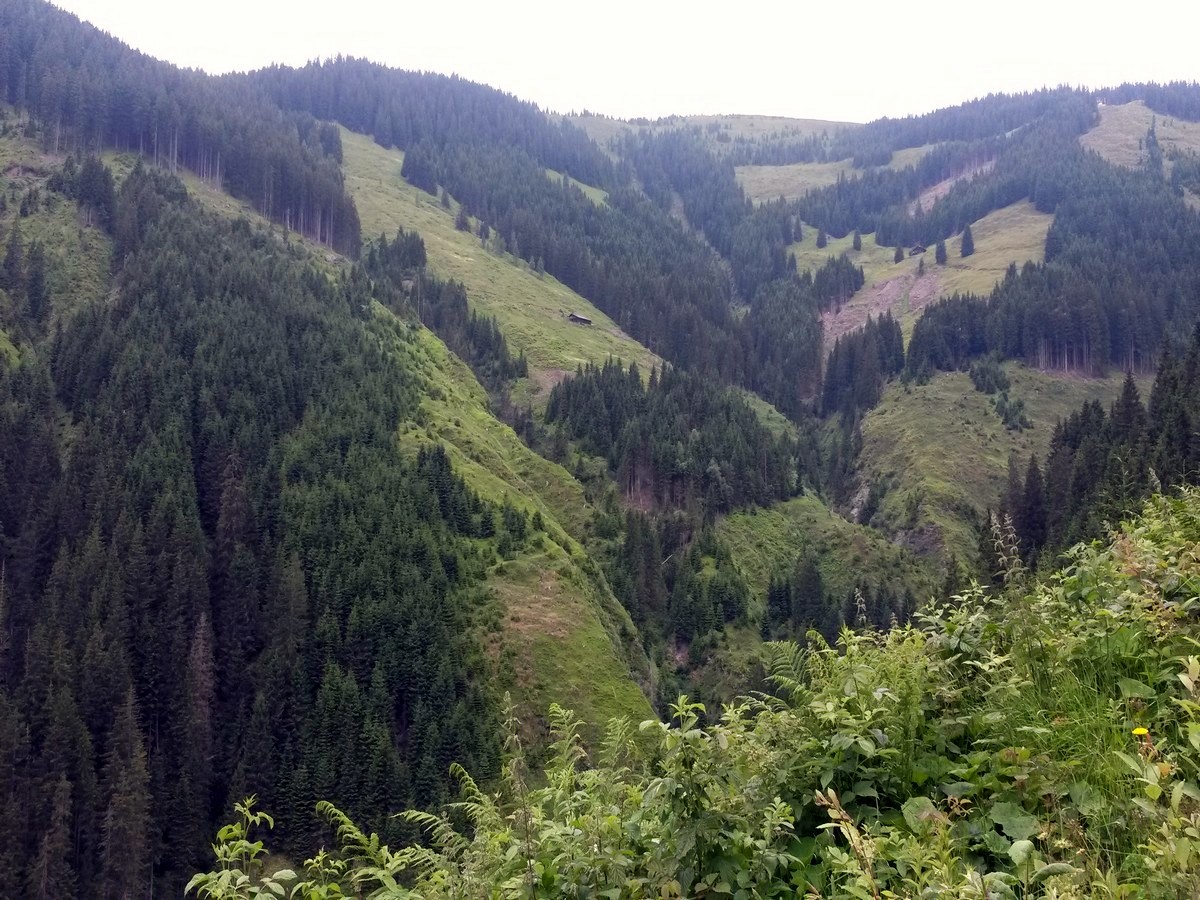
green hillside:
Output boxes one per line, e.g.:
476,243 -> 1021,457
1,127 -> 111,326
9,119 -> 654,757
340,129 -> 660,405
718,494 -> 933,607
332,128 -> 658,730
1081,99 -> 1200,169
8,9 -> 1200,893
802,200 -> 1054,346
858,363 -> 1138,562
569,112 -> 854,156
691,493 -> 937,708
386,319 -> 653,731
202,486 -> 1200,897
737,143 -> 937,203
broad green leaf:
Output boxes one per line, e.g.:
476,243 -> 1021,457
992,802 -> 1038,841
1117,677 -> 1156,699
982,872 -> 1020,899
1008,839 -> 1035,866
940,781 -> 975,799
852,780 -> 878,799
902,796 -> 938,833
1114,751 -> 1145,777
1176,836 -> 1192,869
1069,781 -> 1106,817
982,830 -> 1011,856
1031,862 -> 1075,883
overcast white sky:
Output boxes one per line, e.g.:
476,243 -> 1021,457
50,0 -> 1200,123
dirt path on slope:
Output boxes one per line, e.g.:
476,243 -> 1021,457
821,269 -> 942,346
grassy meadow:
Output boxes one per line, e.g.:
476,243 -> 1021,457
544,167 -> 609,206
736,143 -> 938,203
718,494 -> 934,609
859,363 -> 1142,563
340,128 -> 660,404
787,200 -> 1052,345
568,112 -> 854,155
1081,99 -> 1200,171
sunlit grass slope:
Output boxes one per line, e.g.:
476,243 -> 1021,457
1,136 -> 112,330
95,123 -> 656,743
569,112 -> 854,155
787,200 -> 1052,346
340,128 -> 660,404
383,315 -> 653,735
736,144 -> 938,203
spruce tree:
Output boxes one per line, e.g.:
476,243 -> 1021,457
27,776 -> 76,900
960,223 -> 975,257
100,690 -> 150,900
1004,453 -> 1024,531
1110,371 -> 1146,445
852,230 -> 862,251
0,687 -> 28,899
935,239 -> 947,265
25,240 -> 47,321
1020,455 -> 1047,556
791,557 -> 824,631
893,245 -> 904,264
2,224 -> 22,295
816,227 -> 827,249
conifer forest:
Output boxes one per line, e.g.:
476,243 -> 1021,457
1,0 -> 1200,895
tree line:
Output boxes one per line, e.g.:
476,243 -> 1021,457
0,0 -> 360,252
906,143 -> 1200,378
991,325 -> 1200,567
545,359 -> 809,514
361,227 -> 528,396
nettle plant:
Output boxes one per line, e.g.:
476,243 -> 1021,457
190,489 -> 1200,898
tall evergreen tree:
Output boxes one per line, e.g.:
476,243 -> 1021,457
960,223 -> 975,257
2,225 -> 22,295
100,690 -> 150,900
25,241 -> 47,322
27,776 -> 75,900
791,557 -> 825,631
1019,455 -> 1047,557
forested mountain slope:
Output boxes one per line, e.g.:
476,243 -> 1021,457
0,107 -> 651,896
4,2 -> 1200,895
195,486 -> 1200,897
